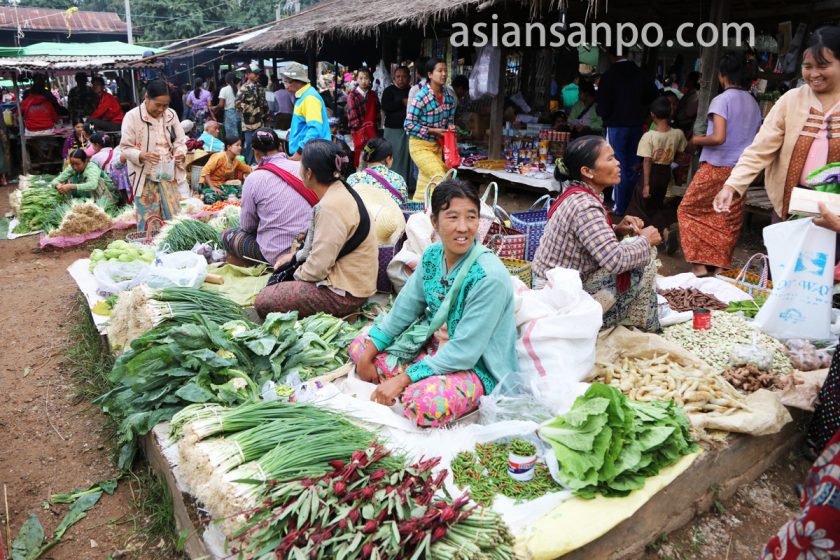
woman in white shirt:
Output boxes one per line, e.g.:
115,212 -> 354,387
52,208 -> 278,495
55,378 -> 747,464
215,72 -> 241,138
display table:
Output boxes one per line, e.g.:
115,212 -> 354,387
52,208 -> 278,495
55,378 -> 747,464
458,166 -> 561,192
142,407 -> 807,560
23,126 -> 70,171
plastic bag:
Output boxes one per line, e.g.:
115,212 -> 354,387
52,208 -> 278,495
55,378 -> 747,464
93,260 -> 150,295
478,390 -> 556,425
154,157 -> 175,182
755,218 -> 835,339
729,338 -> 774,370
469,45 -> 501,98
783,339 -> 833,371
144,251 -> 208,289
441,131 -> 461,169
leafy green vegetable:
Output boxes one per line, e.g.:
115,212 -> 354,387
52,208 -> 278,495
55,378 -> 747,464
13,184 -> 64,234
11,492 -> 102,560
539,383 -> 698,498
50,479 -> 118,504
724,298 -> 764,318
96,311 -> 361,470
11,514 -> 44,560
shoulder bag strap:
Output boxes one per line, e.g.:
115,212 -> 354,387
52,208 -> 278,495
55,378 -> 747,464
102,148 -> 115,169
257,162 -> 319,207
547,186 -> 594,219
427,244 -> 490,335
364,167 -> 405,203
337,183 -> 372,260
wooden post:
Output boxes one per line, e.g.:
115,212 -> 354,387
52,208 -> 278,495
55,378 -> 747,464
12,73 -> 30,175
307,44 -> 317,85
692,0 -> 730,136
489,48 -> 506,160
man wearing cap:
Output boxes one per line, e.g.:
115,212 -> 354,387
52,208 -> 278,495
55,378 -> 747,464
235,63 -> 269,165
280,62 -> 331,161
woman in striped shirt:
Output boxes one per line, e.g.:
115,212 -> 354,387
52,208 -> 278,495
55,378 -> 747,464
405,58 -> 457,203
532,136 -> 663,331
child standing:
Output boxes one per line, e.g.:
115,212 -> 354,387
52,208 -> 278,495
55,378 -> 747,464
627,97 -> 687,236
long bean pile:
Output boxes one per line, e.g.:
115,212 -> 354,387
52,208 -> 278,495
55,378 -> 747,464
658,288 -> 729,312
662,311 -> 792,374
451,441 -> 557,506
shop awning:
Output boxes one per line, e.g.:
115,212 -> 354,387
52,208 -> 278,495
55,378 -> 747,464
0,41 -> 165,72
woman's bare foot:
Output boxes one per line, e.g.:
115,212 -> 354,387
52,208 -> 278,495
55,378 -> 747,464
691,264 -> 710,277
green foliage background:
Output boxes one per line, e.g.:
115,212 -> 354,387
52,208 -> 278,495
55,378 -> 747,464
15,0 -> 321,44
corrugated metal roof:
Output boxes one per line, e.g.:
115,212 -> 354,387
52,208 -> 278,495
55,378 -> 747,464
0,56 -> 162,72
0,7 -> 127,33
209,27 -> 271,48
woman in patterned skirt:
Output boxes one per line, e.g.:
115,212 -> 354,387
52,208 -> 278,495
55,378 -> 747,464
531,136 -> 663,331
350,179 -> 518,427
676,52 -> 761,277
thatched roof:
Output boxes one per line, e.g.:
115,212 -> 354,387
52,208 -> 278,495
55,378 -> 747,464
239,0 -> 544,51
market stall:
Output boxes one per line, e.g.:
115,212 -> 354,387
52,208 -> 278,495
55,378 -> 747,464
54,183 -> 834,558
0,41 -> 165,174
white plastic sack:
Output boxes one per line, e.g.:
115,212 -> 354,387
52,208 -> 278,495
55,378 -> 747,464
469,45 -> 501,98
93,260 -> 150,295
514,268 -> 603,413
145,251 -> 208,289
755,218 -> 835,340
386,212 -> 436,292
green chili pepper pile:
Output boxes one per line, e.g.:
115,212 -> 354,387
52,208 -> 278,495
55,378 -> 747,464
452,440 -> 558,506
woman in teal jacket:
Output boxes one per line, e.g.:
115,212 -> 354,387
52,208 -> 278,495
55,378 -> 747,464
350,179 -> 518,427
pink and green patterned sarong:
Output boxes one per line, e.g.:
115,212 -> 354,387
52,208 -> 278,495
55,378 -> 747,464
349,336 -> 486,427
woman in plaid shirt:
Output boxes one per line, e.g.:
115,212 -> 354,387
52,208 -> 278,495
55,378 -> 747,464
532,136 -> 663,331
405,58 -> 457,202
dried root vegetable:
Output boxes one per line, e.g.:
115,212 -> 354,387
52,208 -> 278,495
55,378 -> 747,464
662,311 -> 792,374
722,365 -> 784,393
592,353 -> 749,416
49,201 -> 113,237
658,287 -> 729,312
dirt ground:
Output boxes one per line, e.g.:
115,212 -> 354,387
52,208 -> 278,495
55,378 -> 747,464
0,179 -> 810,560
0,189 -> 168,558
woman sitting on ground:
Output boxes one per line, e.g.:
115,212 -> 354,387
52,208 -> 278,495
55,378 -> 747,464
350,179 -> 518,427
254,140 -> 378,319
50,148 -> 116,204
222,128 -> 315,267
200,136 -> 252,203
531,136 -> 663,331
347,137 -> 409,204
